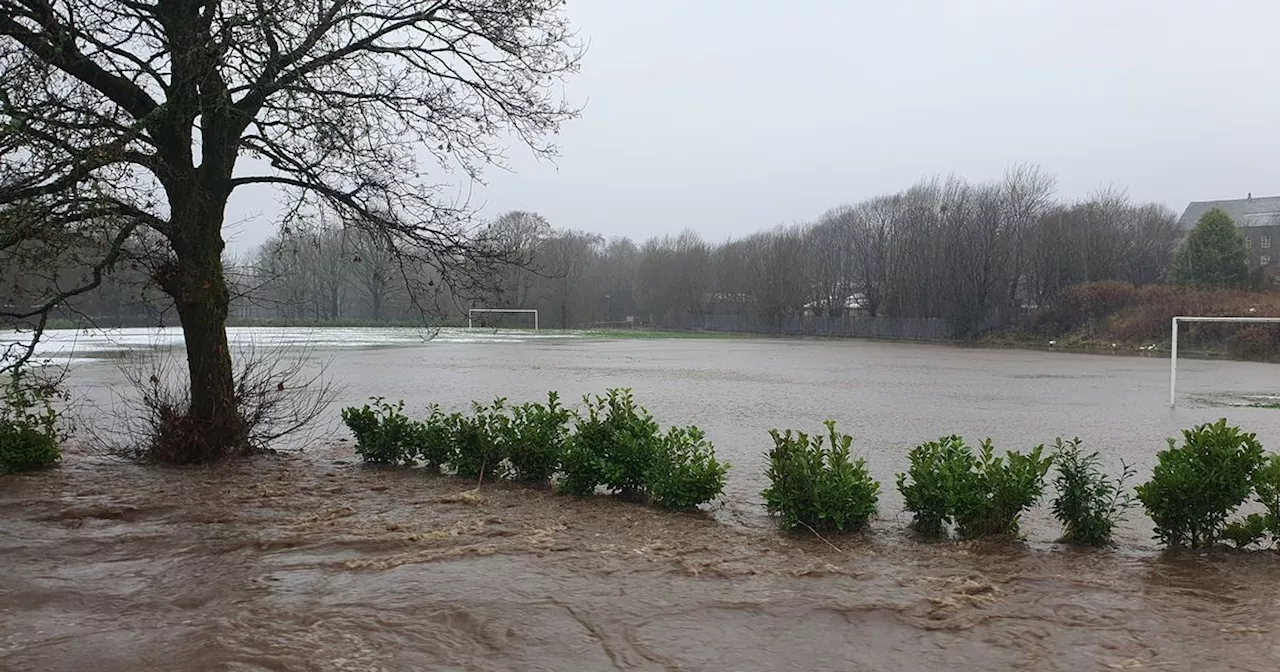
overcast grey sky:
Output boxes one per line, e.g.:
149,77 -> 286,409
223,0 -> 1280,253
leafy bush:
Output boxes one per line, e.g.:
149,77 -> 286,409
416,404 -> 455,472
447,399 -> 509,481
1135,419 -> 1265,548
341,397 -> 421,465
896,436 -> 976,537
559,389 -> 662,496
1050,438 -> 1135,546
897,437 -> 1052,540
645,425 -> 729,509
954,442 -> 1052,539
1223,454 -> 1280,549
762,421 -> 880,532
0,367 -> 66,474
506,392 -> 574,482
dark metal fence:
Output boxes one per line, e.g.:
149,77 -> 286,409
653,313 -> 955,341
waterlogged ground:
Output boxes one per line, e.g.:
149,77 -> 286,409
4,328 -> 1280,670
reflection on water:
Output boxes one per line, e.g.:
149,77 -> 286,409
5,334 -> 1280,670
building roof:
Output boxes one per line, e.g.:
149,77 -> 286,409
1177,195 -> 1280,230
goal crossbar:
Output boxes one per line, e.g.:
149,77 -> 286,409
467,308 -> 538,330
1169,316 -> 1280,407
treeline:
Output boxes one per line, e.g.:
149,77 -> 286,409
5,165 -> 1185,338
238,165 -> 1181,338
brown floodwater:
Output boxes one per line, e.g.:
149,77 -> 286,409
4,335 -> 1280,670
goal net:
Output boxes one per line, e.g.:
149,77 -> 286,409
1169,316 -> 1280,407
467,308 -> 539,330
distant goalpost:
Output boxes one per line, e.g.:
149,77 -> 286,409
1169,316 -> 1280,407
467,308 -> 538,331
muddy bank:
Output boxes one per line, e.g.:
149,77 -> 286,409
3,446 -> 1279,671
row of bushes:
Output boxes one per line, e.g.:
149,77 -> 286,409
0,367 -> 65,475
341,389 -> 729,510
343,392 -> 1280,550
764,417 -> 1280,550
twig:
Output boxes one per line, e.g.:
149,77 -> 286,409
799,521 -> 844,553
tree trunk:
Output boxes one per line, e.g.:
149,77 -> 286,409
157,186 -> 246,463
170,247 -> 245,462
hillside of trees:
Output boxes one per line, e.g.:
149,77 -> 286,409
236,166 -> 1190,339
2,166 -> 1223,340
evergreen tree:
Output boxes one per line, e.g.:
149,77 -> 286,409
1171,208 -> 1250,288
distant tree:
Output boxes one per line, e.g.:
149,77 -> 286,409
1171,209 -> 1249,289
347,228 -> 405,321
537,230 -> 601,327
485,211 -> 553,308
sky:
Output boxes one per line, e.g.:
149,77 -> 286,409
222,0 -> 1280,254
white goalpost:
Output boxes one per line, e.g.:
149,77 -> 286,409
1169,316 -> 1280,407
467,308 -> 539,330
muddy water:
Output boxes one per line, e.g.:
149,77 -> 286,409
5,335 -> 1280,670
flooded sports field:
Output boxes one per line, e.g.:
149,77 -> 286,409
4,328 -> 1280,671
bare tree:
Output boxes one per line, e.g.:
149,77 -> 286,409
347,227 -> 405,320
484,210 -> 551,308
804,213 -> 851,317
998,163 -> 1056,305
251,233 -> 311,320
537,230 -> 600,327
593,237 -> 638,322
307,226 -> 350,320
0,0 -> 581,460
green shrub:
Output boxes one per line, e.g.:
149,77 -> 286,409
341,397 -> 422,465
558,389 -> 662,496
645,425 -> 729,509
1,367 -> 65,474
1135,419 -> 1265,548
762,421 -> 880,532
897,436 -> 1052,540
954,442 -> 1052,539
447,399 -> 509,481
896,436 -> 976,537
1050,438 -> 1135,546
1223,454 -> 1280,549
1222,512 -> 1273,549
416,404 -> 455,472
506,392 -> 574,483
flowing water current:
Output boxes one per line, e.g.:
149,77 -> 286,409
3,328 -> 1280,670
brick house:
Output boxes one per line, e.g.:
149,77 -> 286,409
1177,194 -> 1280,286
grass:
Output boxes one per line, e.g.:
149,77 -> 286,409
579,328 -> 751,340
228,317 -> 466,328
1187,393 -> 1280,410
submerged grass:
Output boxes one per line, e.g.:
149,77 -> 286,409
580,329 -> 752,340
1187,393 -> 1280,410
